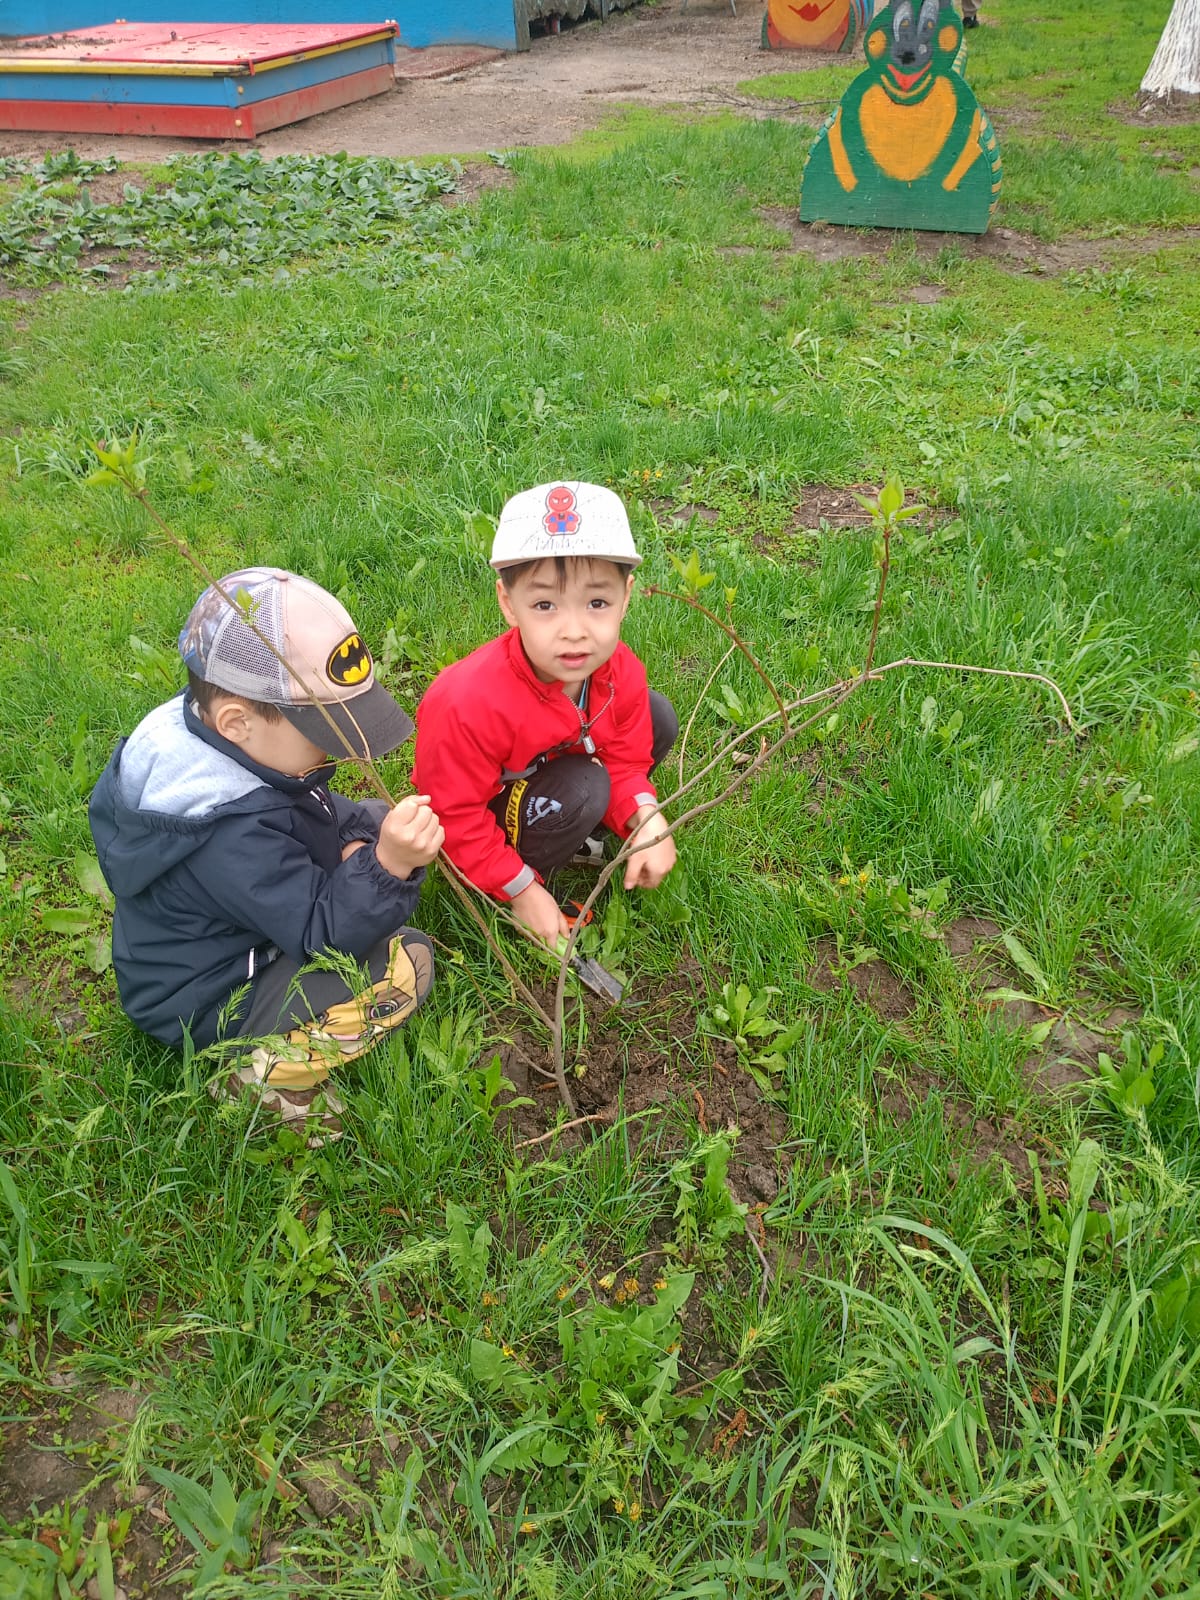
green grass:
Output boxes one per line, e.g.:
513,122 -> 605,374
2,0 -> 1200,1592
740,0 -> 1200,236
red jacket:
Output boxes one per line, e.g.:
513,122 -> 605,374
414,628 -> 656,900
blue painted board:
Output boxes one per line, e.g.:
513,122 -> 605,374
0,36 -> 393,103
1,1 -> 525,49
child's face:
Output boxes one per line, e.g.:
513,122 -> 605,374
242,713 -> 334,778
497,559 -> 634,694
205,697 -> 333,776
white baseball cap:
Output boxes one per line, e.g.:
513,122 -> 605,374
489,481 -> 642,570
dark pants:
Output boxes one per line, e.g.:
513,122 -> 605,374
232,928 -> 435,1087
488,691 -> 677,879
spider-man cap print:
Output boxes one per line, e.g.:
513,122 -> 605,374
489,481 -> 642,570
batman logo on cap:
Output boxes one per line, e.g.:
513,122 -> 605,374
327,633 -> 372,686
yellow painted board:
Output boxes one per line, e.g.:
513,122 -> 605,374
0,30 -> 394,76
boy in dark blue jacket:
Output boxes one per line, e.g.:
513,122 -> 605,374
89,567 -> 443,1144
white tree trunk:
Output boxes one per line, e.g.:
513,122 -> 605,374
1141,0 -> 1200,98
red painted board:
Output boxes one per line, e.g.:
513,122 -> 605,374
0,21 -> 397,70
0,61 -> 394,136
248,60 -> 393,130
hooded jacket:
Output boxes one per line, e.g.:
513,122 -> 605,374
413,628 -> 656,901
89,692 -> 423,1049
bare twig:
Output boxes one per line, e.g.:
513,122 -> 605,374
644,585 -> 790,734
543,503 -> 1078,1105
677,642 -> 736,791
432,849 -> 557,1034
743,1215 -> 775,1310
863,523 -> 891,676
864,657 -> 1080,734
514,1112 -> 611,1150
657,679 -> 849,821
548,684 -> 859,1094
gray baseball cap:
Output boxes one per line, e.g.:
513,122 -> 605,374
178,567 -> 413,760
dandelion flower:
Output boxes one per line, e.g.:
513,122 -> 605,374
519,1521 -> 537,1535
481,1291 -> 498,1307
502,1344 -> 516,1358
654,1278 -> 667,1292
629,1501 -> 642,1522
623,1277 -> 640,1296
613,1497 -> 625,1514
597,1273 -> 615,1291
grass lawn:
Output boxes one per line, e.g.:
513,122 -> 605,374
2,0 -> 1200,1594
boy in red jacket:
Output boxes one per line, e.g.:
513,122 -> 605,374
414,481 -> 677,948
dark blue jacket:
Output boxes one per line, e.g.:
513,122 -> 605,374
89,692 -> 423,1049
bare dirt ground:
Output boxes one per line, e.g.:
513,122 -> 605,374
0,0 -> 787,164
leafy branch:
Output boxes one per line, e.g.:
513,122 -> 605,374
646,551 -> 790,733
544,476 -> 1078,1103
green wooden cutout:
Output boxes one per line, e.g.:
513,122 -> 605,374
799,0 -> 1001,234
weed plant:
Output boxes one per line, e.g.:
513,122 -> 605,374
0,150 -> 460,287
2,0 -> 1200,1590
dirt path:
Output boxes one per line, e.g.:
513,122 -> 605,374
0,0 -> 802,163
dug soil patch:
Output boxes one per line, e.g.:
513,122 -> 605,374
495,917 -> 1147,1201
807,935 -> 917,1029
785,481 -> 938,534
758,205 -> 1200,277
494,954 -> 793,1208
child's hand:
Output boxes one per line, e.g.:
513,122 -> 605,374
375,794 -> 444,880
623,804 -> 676,891
511,881 -> 570,948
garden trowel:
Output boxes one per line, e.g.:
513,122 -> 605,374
570,951 -> 624,1006
558,899 -> 624,1006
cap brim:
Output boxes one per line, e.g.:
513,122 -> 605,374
279,682 -> 414,762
